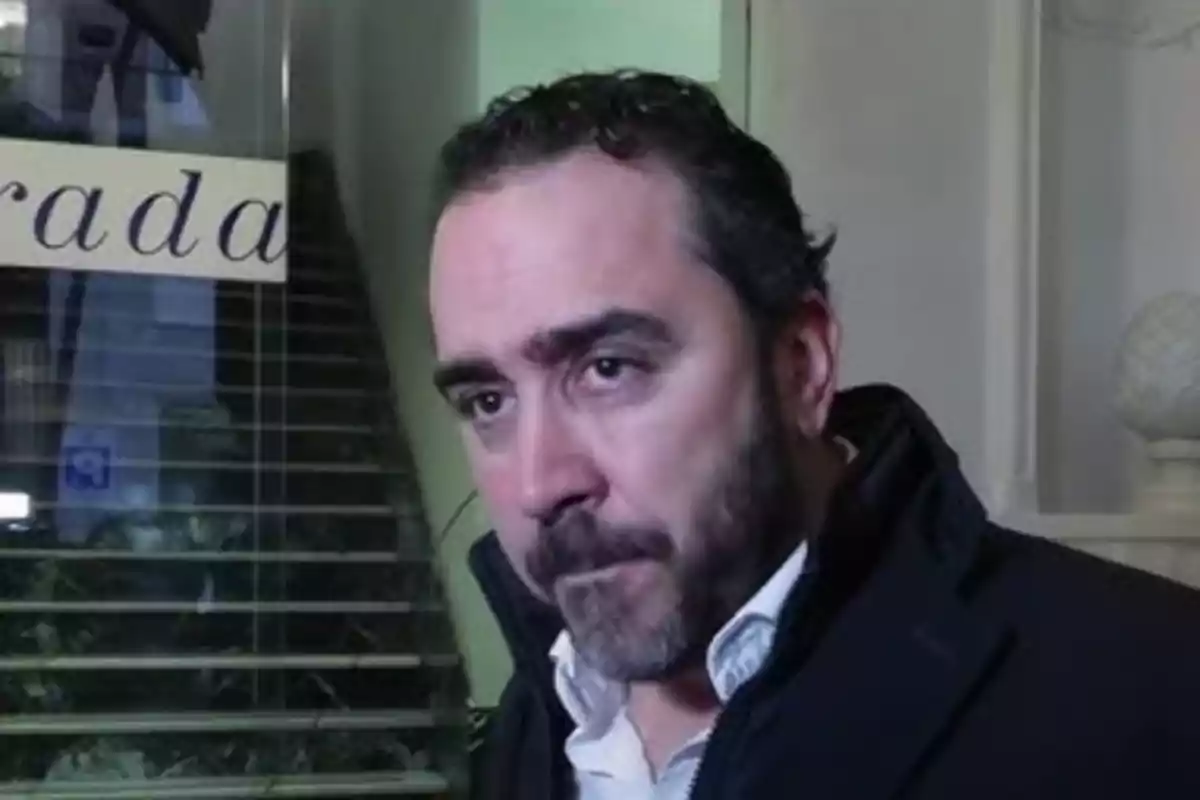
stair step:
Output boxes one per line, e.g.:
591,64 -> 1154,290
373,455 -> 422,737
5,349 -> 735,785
0,379 -> 393,427
0,265 -> 367,303
0,709 -> 464,735
1,464 -> 411,507
0,770 -> 453,799
0,416 -> 376,435
3,345 -> 390,392
2,454 -> 401,474
0,304 -> 371,336
0,667 -> 461,716
0,548 -> 419,563
3,422 -> 393,466
0,267 -> 360,309
8,506 -> 429,554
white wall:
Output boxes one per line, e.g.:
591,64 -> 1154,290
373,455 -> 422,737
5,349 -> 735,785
748,0 -> 992,490
1038,9 -> 1200,512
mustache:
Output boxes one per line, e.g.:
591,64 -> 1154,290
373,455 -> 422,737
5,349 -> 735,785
526,508 -> 675,593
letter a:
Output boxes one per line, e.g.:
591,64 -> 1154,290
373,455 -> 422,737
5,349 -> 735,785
218,199 -> 286,264
34,185 -> 109,251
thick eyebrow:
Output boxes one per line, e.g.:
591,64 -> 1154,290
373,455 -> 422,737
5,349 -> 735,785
521,308 -> 678,367
432,357 -> 504,398
432,308 -> 678,397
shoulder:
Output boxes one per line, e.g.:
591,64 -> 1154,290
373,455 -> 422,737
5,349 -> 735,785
987,526 -> 1200,619
926,528 -> 1200,786
469,672 -> 573,800
475,673 -> 540,752
978,525 -> 1200,676
468,678 -> 526,799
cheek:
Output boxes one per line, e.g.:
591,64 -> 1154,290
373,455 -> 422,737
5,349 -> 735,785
469,449 -> 539,567
470,448 -> 519,524
591,360 -> 760,530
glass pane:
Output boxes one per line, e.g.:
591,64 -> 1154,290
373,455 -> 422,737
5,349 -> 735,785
0,0 -> 469,793
1,0 -> 284,158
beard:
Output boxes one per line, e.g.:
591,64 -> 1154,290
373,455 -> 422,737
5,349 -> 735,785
525,378 -> 803,682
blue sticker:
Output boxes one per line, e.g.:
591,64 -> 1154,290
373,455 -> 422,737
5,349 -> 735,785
63,446 -> 111,491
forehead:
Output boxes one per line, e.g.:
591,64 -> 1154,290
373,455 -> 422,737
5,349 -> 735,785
429,151 -> 724,361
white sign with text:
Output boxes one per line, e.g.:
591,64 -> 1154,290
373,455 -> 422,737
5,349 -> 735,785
0,139 -> 288,282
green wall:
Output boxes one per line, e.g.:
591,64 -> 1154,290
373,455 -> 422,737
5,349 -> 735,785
351,0 -> 513,708
478,0 -> 723,109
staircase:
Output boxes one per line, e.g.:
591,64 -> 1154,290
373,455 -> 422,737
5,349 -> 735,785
0,149 -> 470,797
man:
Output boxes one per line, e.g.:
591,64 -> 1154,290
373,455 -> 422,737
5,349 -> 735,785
428,71 -> 1200,799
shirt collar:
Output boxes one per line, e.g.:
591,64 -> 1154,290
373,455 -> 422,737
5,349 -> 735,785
705,539 -> 809,701
550,626 -> 625,728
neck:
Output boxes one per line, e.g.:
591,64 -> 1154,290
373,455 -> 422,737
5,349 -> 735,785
805,436 -> 850,532
760,435 -> 846,581
626,668 -> 721,778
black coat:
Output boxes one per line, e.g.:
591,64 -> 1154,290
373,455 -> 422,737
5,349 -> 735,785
467,384 -> 1200,799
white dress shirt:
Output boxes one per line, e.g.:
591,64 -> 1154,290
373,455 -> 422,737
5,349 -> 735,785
550,540 -> 811,800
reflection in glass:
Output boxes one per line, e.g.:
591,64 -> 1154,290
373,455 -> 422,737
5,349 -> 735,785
0,1 -> 468,793
2,0 -> 284,158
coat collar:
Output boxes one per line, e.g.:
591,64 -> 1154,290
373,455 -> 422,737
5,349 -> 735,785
468,530 -> 562,699
710,383 -> 1013,798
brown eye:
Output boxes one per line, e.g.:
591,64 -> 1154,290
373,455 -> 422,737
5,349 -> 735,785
475,392 -> 504,416
591,357 -> 625,381
455,390 -> 510,421
578,356 -> 650,393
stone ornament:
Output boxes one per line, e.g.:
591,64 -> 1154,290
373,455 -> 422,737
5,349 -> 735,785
1114,291 -> 1200,512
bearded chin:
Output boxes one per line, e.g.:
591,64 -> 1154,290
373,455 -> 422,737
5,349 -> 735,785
563,386 -> 801,683
559,567 -> 694,681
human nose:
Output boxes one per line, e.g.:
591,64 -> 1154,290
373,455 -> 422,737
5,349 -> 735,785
516,403 -> 606,526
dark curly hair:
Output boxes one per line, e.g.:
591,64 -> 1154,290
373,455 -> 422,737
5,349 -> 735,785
436,70 -> 835,336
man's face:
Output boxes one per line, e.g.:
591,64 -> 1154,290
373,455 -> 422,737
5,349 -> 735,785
430,151 -> 824,680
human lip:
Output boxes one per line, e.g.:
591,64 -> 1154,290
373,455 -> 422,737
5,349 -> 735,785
557,558 -> 660,585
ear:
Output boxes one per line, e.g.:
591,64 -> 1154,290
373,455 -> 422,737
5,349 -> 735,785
770,290 -> 840,439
